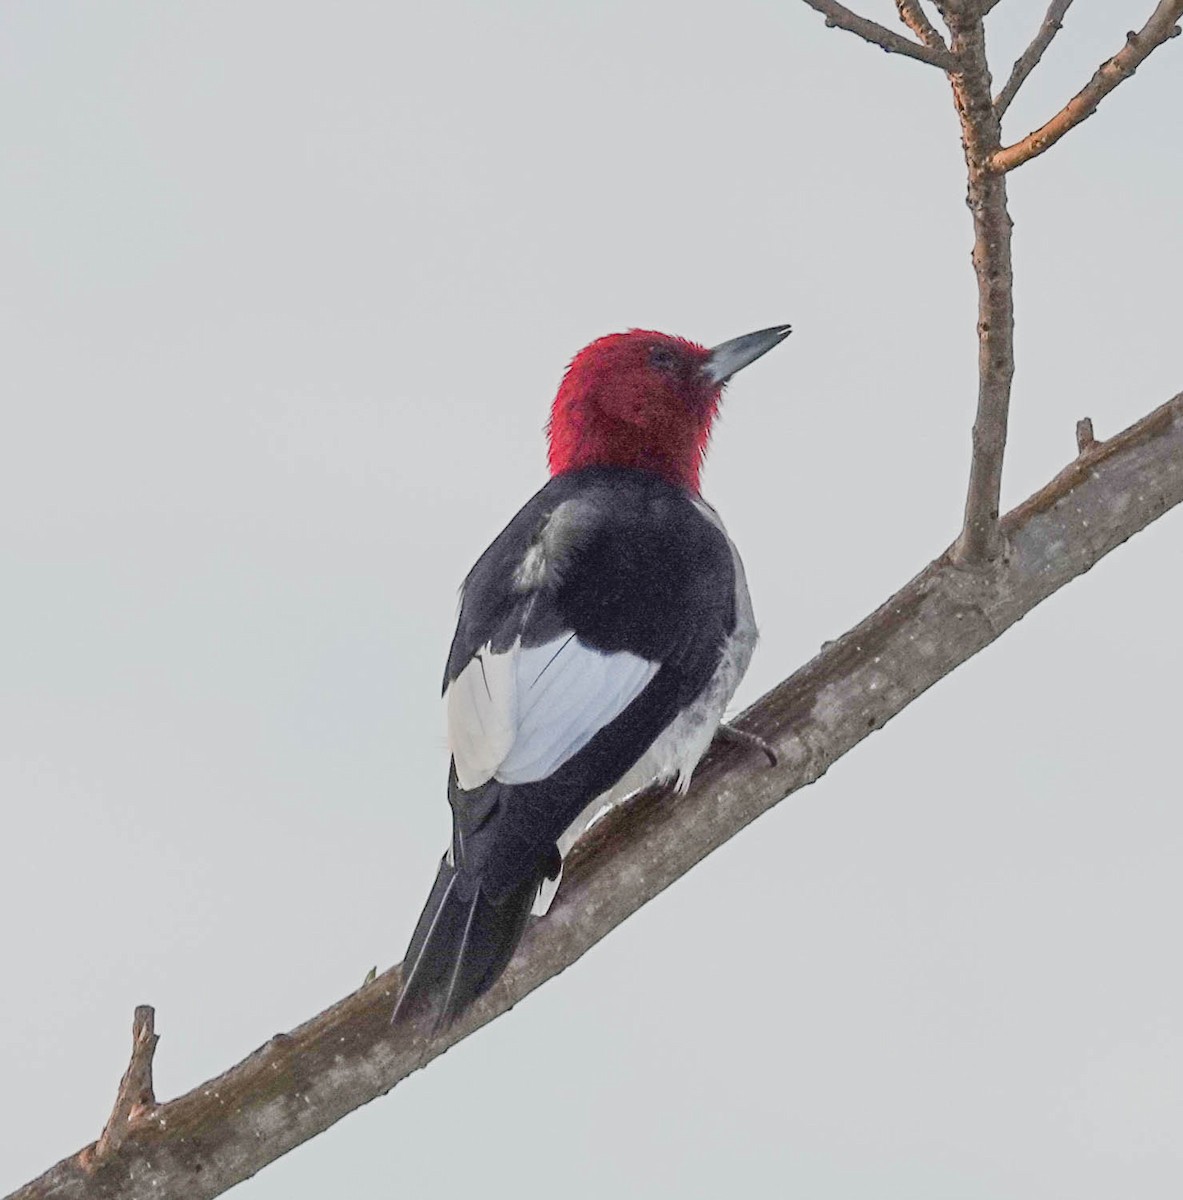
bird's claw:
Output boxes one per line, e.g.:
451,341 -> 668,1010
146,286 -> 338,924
714,722 -> 778,767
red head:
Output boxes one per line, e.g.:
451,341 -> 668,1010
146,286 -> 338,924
547,325 -> 791,492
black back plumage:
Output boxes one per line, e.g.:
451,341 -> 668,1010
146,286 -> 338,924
394,466 -> 738,1027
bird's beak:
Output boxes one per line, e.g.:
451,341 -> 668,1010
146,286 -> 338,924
702,324 -> 792,386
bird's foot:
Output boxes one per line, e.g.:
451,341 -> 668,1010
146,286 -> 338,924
714,722 -> 778,767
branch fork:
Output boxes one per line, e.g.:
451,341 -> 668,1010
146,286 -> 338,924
799,1 -> 955,69
803,0 -> 1183,566
991,1 -> 1183,173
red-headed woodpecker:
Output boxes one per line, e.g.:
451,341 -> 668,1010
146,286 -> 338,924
394,324 -> 792,1027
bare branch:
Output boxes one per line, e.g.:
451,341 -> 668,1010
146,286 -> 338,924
78,1007 -> 159,1171
994,0 -> 1074,117
943,9 -> 1015,564
798,0 -> 955,69
894,1 -> 950,56
993,0 -> 1183,171
10,393 -> 1183,1200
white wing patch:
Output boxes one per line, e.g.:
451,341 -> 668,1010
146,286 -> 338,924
498,637 -> 659,784
445,646 -> 518,790
446,634 -> 659,790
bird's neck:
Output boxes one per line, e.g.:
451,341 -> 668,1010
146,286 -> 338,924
547,416 -> 709,492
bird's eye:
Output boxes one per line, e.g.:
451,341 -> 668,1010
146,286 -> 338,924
649,345 -> 678,372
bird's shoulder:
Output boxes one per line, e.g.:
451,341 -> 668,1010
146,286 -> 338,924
446,467 -> 736,683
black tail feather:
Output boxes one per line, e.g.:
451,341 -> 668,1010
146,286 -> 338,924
392,855 -> 540,1029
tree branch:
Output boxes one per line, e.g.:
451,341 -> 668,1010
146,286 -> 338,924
994,0 -> 1074,118
944,9 -> 1014,565
894,1 -> 950,56
10,391 -> 1183,1200
798,0 -> 956,68
992,0 -> 1183,171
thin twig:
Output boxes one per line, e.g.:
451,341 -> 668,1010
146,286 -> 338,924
894,1 -> 949,56
798,0 -> 956,68
993,0 -> 1183,171
79,1006 -> 158,1171
10,393 -> 1183,1200
994,0 -> 1075,117
944,8 -> 1015,564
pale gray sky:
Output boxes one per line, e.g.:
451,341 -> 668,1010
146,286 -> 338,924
2,2 -> 1181,1197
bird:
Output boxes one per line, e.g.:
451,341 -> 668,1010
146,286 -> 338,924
392,323 -> 792,1029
